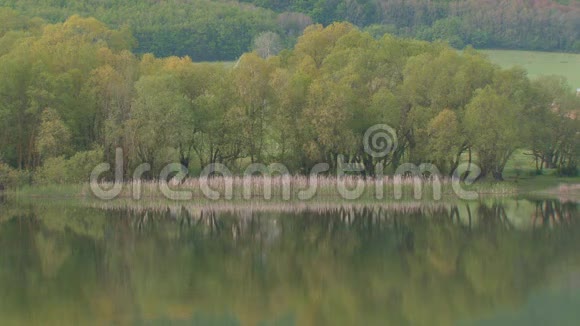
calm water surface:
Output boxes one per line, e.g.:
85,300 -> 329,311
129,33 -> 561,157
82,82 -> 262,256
0,198 -> 579,325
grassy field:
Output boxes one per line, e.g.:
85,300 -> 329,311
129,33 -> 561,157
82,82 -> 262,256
502,149 -> 580,198
480,50 -> 580,89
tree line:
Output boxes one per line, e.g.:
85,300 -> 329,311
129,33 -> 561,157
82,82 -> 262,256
0,16 -> 578,187
0,1 -> 280,61
244,0 -> 580,52
0,0 -> 579,62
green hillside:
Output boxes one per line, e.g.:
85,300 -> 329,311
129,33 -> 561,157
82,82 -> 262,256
0,0 -> 579,61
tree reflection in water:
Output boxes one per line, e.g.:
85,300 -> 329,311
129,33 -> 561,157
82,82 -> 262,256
0,199 -> 578,325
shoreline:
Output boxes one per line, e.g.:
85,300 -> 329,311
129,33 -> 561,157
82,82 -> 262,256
3,175 -> 578,205
4,176 -> 519,202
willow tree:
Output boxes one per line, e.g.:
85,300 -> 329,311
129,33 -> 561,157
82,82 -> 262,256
129,74 -> 192,172
465,86 -> 520,180
232,53 -> 274,163
36,108 -> 71,162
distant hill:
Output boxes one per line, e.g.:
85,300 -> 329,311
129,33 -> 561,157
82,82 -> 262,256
0,0 -> 578,60
241,0 -> 580,51
0,0 -> 279,61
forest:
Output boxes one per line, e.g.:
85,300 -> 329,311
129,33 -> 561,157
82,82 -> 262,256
0,0 -> 578,62
243,0 -> 580,51
0,11 -> 579,188
2,4 -> 580,326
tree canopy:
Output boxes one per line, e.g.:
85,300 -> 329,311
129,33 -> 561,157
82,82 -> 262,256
0,0 -> 579,62
0,16 -> 578,185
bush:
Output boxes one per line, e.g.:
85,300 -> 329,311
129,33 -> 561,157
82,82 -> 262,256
469,30 -> 489,48
66,148 -> 105,183
0,162 -> 11,188
0,161 -> 32,188
34,148 -> 104,185
34,156 -> 68,185
558,164 -> 579,177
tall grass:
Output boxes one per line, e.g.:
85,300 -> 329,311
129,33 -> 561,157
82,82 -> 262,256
80,176 -> 517,202
7,184 -> 85,198
10,175 -> 518,202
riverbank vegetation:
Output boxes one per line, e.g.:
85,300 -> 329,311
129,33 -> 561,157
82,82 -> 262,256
0,13 -> 578,192
6,176 -> 519,203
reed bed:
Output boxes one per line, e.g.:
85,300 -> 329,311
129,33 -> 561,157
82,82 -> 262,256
5,176 -> 518,202
8,183 -> 85,198
85,175 -> 518,202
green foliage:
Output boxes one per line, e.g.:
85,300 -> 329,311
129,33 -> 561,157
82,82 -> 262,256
36,108 -> 71,160
0,15 -> 134,169
465,87 -> 519,179
0,17 -> 578,184
0,1 -> 278,61
426,109 -> 463,174
34,148 -> 103,185
419,17 -> 466,49
0,161 -> 31,188
1,0 -> 578,63
34,156 -> 68,185
65,147 -> 105,183
241,0 -> 580,53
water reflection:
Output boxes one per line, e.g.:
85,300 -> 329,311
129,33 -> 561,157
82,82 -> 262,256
0,199 -> 578,325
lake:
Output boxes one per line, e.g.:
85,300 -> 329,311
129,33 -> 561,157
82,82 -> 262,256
0,198 -> 579,325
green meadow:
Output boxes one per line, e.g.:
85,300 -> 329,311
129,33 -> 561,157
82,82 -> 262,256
481,50 -> 580,89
